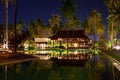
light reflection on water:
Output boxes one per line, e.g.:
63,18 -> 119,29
0,55 -> 114,80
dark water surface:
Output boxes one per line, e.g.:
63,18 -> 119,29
0,55 -> 114,80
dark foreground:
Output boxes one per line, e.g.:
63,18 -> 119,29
0,52 -> 38,65
0,59 -> 113,80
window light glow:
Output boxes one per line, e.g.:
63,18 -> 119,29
74,43 -> 78,47
74,50 -> 78,54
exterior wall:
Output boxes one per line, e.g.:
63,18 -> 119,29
34,37 -> 92,59
34,37 -> 92,49
51,38 -> 92,49
34,38 -> 50,49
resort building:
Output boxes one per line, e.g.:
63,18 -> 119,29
34,38 -> 50,49
34,30 -> 92,60
50,30 -> 92,49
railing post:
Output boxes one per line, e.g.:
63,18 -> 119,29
112,64 -> 115,80
4,65 -> 7,80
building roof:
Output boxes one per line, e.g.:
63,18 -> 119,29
50,30 -> 89,40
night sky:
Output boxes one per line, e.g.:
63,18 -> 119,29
0,0 -> 109,25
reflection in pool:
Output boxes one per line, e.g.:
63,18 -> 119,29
0,55 -> 113,80
35,49 -> 93,60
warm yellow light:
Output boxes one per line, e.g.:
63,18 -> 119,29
24,43 -> 29,50
58,38 -> 62,41
40,44 -> 46,49
74,50 -> 78,54
3,43 -> 8,49
46,38 -> 50,41
74,43 -> 78,47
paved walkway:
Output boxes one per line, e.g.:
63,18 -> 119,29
0,52 -> 39,65
101,50 -> 120,73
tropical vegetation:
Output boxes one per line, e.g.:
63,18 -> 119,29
0,0 -> 120,51
104,0 -> 120,48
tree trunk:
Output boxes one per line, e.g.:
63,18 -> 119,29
111,21 -> 114,49
5,0 -> 9,50
14,0 -> 17,53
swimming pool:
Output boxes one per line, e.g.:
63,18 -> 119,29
0,55 -> 113,80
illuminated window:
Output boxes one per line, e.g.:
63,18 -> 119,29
74,43 -> 78,47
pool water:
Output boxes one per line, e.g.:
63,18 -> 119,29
0,56 -> 113,80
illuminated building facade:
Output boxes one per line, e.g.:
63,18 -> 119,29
34,30 -> 92,60
50,30 -> 92,49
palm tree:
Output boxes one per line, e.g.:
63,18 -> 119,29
27,20 -> 38,38
0,0 -> 14,50
82,20 -> 91,36
27,18 -> 46,38
60,0 -> 79,29
16,20 -> 24,40
96,22 -> 105,41
14,0 -> 17,52
8,24 -> 14,48
87,9 -> 104,41
60,0 -> 76,20
104,0 -> 120,12
1,0 -> 9,49
41,27 -> 51,37
66,16 -> 80,30
107,13 -> 118,47
49,13 -> 61,34
104,0 -> 120,48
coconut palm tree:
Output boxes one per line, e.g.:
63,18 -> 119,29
60,0 -> 79,29
16,20 -> 24,40
107,13 -> 118,47
27,20 -> 38,38
87,9 -> 104,42
0,0 -> 14,50
14,0 -> 17,52
104,0 -> 120,47
82,20 -> 91,36
66,16 -> 80,30
104,0 -> 120,12
49,13 -> 61,34
60,0 -> 76,20
96,22 -> 105,41
1,0 -> 8,49
27,18 -> 46,38
8,24 -> 14,48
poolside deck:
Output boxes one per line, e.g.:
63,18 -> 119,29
0,51 -> 39,65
